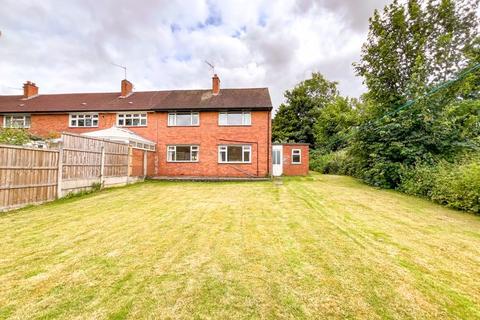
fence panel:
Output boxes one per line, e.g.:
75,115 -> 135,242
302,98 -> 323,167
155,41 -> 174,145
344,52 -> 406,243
0,144 -> 59,211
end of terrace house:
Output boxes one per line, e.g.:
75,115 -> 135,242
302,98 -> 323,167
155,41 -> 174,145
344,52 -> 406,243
0,75 -> 309,178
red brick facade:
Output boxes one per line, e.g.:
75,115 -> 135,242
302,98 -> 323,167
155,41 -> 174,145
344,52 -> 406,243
278,144 -> 309,176
1,110 -> 272,178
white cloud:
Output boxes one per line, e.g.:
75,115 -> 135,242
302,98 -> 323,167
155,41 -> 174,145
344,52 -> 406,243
0,0 -> 390,109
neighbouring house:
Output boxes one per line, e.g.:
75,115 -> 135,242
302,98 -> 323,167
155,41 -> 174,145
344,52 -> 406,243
0,76 -> 308,177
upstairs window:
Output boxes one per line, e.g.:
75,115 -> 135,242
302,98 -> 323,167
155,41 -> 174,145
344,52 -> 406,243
3,115 -> 31,128
117,112 -> 147,127
167,145 -> 199,162
69,113 -> 98,127
292,149 -> 301,164
219,111 -> 251,126
218,145 -> 251,163
168,112 -> 199,126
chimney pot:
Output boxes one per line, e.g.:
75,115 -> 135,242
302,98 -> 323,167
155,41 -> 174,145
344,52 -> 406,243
120,79 -> 133,98
212,74 -> 220,95
23,81 -> 38,99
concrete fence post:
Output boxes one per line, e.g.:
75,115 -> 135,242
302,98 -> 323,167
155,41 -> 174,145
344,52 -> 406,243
100,145 -> 105,188
143,150 -> 147,178
57,143 -> 63,199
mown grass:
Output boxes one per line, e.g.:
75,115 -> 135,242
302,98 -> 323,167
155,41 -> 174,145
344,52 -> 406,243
0,174 -> 479,319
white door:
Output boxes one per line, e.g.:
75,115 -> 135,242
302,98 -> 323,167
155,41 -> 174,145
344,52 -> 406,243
272,145 -> 283,176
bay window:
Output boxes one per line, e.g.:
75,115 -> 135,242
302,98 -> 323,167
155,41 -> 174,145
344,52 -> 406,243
167,145 -> 199,162
218,145 -> 251,163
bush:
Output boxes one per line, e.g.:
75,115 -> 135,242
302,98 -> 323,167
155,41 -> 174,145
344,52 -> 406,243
399,153 -> 480,214
310,149 -> 349,175
0,128 -> 33,145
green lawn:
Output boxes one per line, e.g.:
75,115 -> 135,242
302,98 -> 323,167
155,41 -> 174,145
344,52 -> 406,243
1,174 -> 479,319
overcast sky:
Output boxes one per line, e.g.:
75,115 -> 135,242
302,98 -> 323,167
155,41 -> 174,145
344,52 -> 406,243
0,0 -> 391,109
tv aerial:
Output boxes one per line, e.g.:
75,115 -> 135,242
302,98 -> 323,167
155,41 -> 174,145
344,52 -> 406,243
111,62 -> 127,79
205,60 -> 215,75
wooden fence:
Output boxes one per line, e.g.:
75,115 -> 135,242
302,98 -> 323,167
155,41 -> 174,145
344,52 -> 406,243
0,133 -> 152,212
0,145 -> 59,211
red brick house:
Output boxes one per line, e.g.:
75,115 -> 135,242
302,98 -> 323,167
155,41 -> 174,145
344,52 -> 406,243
0,76 -> 308,177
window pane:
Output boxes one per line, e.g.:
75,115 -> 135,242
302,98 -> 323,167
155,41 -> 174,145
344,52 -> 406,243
243,150 -> 250,162
220,150 -> 227,162
78,119 -> 85,126
175,146 -> 191,161
219,112 -> 228,125
243,112 -> 251,125
168,113 -> 175,126
227,112 -> 243,125
140,118 -> 146,125
191,150 -> 198,161
227,146 -> 243,162
192,113 -> 199,125
167,150 -> 175,161
176,113 -> 192,126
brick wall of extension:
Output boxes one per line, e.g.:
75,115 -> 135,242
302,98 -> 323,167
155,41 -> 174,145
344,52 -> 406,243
280,144 -> 310,176
0,111 -> 272,178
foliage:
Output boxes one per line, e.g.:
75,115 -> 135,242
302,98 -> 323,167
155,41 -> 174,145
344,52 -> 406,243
0,128 -> 34,145
309,149 -> 353,175
399,153 -> 480,213
350,0 -> 479,189
313,97 -> 361,153
272,73 -> 338,146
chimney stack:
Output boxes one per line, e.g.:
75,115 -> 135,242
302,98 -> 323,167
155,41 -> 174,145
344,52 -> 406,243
212,74 -> 220,95
23,81 -> 38,99
120,79 -> 133,98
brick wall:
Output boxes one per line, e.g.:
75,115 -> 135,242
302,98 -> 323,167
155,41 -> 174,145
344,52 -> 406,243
1,110 -> 271,178
280,144 -> 309,176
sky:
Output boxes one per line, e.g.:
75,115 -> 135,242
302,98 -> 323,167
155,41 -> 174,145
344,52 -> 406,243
0,0 -> 391,110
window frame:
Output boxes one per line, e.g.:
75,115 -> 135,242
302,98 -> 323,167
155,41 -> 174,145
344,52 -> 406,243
291,149 -> 301,164
3,114 -> 31,128
167,111 -> 200,127
116,112 -> 148,127
68,113 -> 99,128
166,145 -> 199,163
218,111 -> 251,126
218,145 -> 252,164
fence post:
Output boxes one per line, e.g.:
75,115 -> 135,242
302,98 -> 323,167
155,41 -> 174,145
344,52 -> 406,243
100,145 -> 105,188
57,143 -> 63,199
143,150 -> 147,178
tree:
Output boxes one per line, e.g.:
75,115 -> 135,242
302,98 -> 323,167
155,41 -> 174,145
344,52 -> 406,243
350,0 -> 479,188
313,97 -> 360,153
272,73 -> 338,146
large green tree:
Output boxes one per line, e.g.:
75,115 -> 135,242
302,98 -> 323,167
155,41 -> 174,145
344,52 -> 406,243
313,97 -> 361,153
351,0 -> 479,188
272,73 -> 338,146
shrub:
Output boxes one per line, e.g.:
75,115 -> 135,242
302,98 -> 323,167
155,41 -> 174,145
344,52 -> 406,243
399,153 -> 480,214
310,150 -> 349,175
0,128 -> 32,145
431,155 -> 480,213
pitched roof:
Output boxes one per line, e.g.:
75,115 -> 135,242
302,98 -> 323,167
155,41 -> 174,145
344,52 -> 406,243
0,88 -> 272,113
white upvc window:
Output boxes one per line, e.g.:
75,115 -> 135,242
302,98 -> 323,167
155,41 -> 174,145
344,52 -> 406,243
168,111 -> 199,126
117,112 -> 147,127
219,111 -> 251,126
167,145 -> 199,162
292,149 -> 301,164
3,114 -> 31,128
69,113 -> 99,127
218,145 -> 251,163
